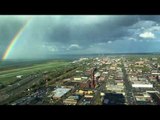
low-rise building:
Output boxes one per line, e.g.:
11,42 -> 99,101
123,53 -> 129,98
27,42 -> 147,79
132,84 -> 153,88
131,80 -> 153,88
84,95 -> 94,98
102,72 -> 108,75
95,72 -> 101,77
115,79 -> 124,83
135,61 -> 144,67
99,76 -> 105,81
63,95 -> 80,105
110,66 -> 116,71
74,77 -> 82,81
81,77 -> 88,80
135,93 -> 152,102
16,75 -> 23,79
128,76 -> 138,82
152,58 -> 158,61
51,88 -> 71,99
79,80 -> 91,89
149,76 -> 157,82
135,94 -> 146,101
76,90 -> 94,95
106,85 -> 124,93
151,70 -> 160,75
117,83 -> 124,86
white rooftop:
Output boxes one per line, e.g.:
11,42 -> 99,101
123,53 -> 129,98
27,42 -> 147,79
52,88 -> 71,98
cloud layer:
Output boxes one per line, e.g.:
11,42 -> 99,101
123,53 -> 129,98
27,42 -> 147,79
1,15 -> 160,59
139,32 -> 155,39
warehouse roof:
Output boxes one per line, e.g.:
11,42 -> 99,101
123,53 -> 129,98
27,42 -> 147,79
52,88 -> 71,98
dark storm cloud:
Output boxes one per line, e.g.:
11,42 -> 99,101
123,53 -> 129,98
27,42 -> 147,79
0,16 -> 27,41
0,17 -> 25,44
44,15 -> 140,46
139,15 -> 160,22
14,15 -> 159,47
1,15 -> 160,59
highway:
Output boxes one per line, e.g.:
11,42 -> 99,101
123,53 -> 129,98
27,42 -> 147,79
0,64 -> 79,105
0,73 -> 43,104
0,73 -> 42,94
11,87 -> 47,105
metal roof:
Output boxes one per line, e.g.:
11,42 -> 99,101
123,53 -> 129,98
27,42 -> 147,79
53,88 -> 71,98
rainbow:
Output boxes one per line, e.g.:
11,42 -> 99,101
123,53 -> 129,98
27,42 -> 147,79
2,17 -> 32,60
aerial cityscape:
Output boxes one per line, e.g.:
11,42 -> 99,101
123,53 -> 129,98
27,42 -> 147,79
0,15 -> 160,105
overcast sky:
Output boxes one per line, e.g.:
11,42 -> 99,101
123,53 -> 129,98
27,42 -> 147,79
1,15 -> 160,59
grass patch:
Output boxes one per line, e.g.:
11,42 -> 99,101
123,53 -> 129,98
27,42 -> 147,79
0,61 -> 69,85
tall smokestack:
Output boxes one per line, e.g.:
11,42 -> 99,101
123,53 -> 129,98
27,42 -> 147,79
92,68 -> 96,88
92,71 -> 95,88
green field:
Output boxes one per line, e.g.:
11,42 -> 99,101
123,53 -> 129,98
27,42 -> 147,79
0,61 -> 70,85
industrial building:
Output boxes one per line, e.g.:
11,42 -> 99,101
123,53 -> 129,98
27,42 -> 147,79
134,93 -> 152,103
79,80 -> 91,89
106,85 -> 125,95
50,88 -> 71,99
132,84 -> 153,88
63,95 -> 80,105
76,90 -> 94,95
131,80 -> 153,88
83,95 -> 94,105
74,77 -> 82,81
128,76 -> 138,82
115,79 -> 124,83
106,85 -> 124,91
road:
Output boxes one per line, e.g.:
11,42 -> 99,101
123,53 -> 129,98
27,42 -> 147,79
90,80 -> 107,105
11,87 -> 48,105
122,61 -> 137,105
0,73 -> 42,93
0,73 -> 43,103
0,64 -> 79,105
